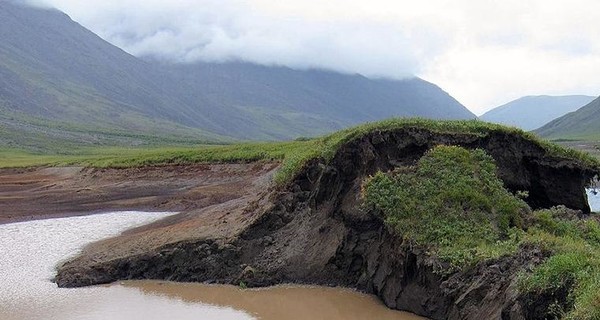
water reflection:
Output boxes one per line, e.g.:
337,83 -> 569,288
588,188 -> 600,212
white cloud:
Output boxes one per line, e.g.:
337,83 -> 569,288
417,0 -> 600,113
32,0 -> 600,114
33,0 -> 420,78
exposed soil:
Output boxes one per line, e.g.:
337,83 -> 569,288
0,162 -> 279,224
17,128 -> 597,319
49,128 -> 600,319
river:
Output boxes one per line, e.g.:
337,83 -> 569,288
4,189 -> 598,320
0,211 -> 423,320
589,188 -> 600,212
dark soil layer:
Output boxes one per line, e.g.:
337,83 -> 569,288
55,128 -> 599,319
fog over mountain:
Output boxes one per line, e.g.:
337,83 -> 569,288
23,0 -> 600,113
0,1 -> 474,150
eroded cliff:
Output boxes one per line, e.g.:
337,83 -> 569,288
56,126 -> 599,319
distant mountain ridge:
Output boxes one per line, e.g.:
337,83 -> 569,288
165,62 -> 475,139
480,95 -> 596,131
0,1 -> 475,151
535,96 -> 600,140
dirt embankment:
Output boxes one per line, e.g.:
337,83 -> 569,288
55,128 -> 598,320
0,163 -> 278,224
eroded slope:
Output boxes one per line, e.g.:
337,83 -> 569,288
55,126 -> 599,319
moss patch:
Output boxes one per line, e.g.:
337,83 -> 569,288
363,145 -> 528,269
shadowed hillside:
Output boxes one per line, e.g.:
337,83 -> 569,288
0,1 -> 475,151
536,96 -> 600,140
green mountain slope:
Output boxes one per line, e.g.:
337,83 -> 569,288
535,96 -> 600,140
0,1 -> 229,149
166,62 -> 475,140
480,95 -> 596,131
0,2 -> 476,151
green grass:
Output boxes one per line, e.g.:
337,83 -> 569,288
363,145 -> 528,270
0,106 -> 231,153
3,118 -> 598,186
0,149 -> 84,168
0,141 -> 315,169
520,208 -> 600,320
274,118 -> 600,185
360,143 -> 600,319
77,142 -> 318,169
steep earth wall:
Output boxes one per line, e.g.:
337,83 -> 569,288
56,128 -> 599,319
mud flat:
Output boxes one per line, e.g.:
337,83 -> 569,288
0,162 -> 278,224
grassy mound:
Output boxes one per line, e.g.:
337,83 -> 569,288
363,145 -> 527,268
276,118 -> 599,185
362,144 -> 600,319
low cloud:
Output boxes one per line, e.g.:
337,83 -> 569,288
28,0 -> 600,113
32,0 -> 422,78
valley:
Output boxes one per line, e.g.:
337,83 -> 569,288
0,1 -> 475,151
4,119 -> 598,319
2,1 -> 600,320
480,95 -> 596,131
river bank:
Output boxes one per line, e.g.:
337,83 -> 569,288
4,121 -> 600,319
0,211 -> 421,320
0,162 -> 278,224
54,126 -> 600,319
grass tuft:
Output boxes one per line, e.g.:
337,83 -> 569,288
362,145 -> 527,270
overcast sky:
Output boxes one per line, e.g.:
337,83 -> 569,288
31,0 -> 600,114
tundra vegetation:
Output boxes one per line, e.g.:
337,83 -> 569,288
3,118 -> 598,183
363,144 -> 600,320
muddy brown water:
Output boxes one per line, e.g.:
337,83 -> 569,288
116,281 -> 424,320
0,211 -> 424,320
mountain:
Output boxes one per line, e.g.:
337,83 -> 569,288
165,62 -> 475,140
0,0 -> 231,151
535,96 -> 600,140
0,1 -> 475,151
480,95 -> 596,131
